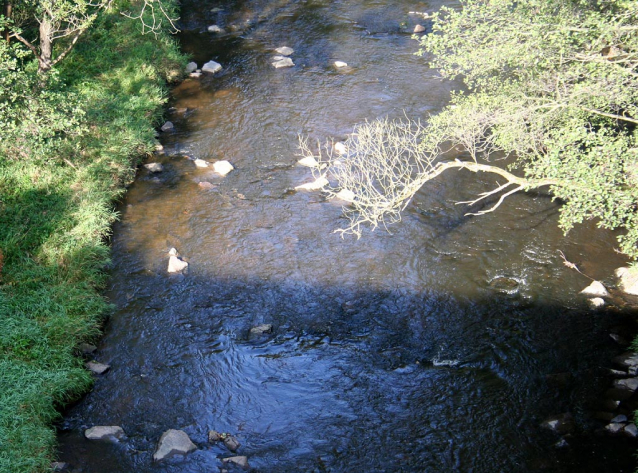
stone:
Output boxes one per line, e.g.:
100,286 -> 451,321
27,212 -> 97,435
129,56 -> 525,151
554,439 -> 569,448
295,176 -> 329,191
213,160 -> 234,176
334,61 -> 348,68
414,24 -> 426,33
78,343 -> 97,355
334,142 -> 347,155
51,462 -> 69,472
168,247 -> 179,256
614,377 -> 638,391
223,435 -> 241,452
185,62 -> 197,73
155,143 -> 164,152
153,429 -> 197,462
580,280 -> 608,297
609,369 -> 628,377
208,430 -> 223,442
541,413 -> 574,434
587,297 -> 605,308
335,189 -> 355,203
202,60 -> 223,74
611,414 -> 628,423
199,182 -> 215,190
194,158 -> 209,168
208,25 -> 223,33
84,426 -> 125,441
616,267 -> 638,295
614,352 -> 638,369
624,423 -> 638,437
250,324 -> 273,335
272,58 -> 294,68
275,46 -> 294,56
272,55 -> 285,61
144,162 -> 164,173
605,422 -> 625,434
298,156 -> 320,168
168,255 -> 188,273
190,72 -> 202,78
86,361 -> 110,375
222,456 -> 249,468
161,121 -> 174,132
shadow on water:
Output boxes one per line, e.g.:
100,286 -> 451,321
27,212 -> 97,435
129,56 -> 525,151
57,0 -> 638,471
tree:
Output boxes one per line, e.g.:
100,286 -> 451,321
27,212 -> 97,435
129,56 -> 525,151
300,0 -> 638,257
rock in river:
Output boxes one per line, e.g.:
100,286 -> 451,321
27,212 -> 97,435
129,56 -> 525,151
185,62 -> 197,73
153,429 -> 197,462
85,426 -> 125,441
144,162 -> 164,173
160,121 -> 174,132
541,413 -> 574,434
213,160 -> 234,176
86,361 -> 110,375
295,176 -> 328,191
202,60 -> 222,74
272,57 -> 294,68
275,46 -> 294,56
250,324 -> 273,335
223,456 -> 249,468
168,255 -> 188,273
616,267 -> 638,295
580,280 -> 608,297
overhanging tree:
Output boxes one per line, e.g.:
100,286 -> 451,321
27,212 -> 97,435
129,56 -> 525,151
300,0 -> 638,257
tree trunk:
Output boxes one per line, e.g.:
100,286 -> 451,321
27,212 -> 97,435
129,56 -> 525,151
2,2 -> 11,43
38,19 -> 53,73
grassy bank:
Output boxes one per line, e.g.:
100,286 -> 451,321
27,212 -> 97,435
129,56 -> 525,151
0,5 -> 186,472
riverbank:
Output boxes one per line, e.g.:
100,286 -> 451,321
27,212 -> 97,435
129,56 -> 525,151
0,5 -> 186,472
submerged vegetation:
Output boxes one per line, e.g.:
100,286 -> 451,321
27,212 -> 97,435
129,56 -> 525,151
0,1 -> 185,471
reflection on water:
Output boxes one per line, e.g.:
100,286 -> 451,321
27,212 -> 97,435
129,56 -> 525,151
58,0 -> 637,471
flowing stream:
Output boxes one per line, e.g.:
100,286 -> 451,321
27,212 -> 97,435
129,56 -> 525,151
58,0 -> 638,471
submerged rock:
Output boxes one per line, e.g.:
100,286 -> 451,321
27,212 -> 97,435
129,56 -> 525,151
222,456 -> 249,468
84,426 -> 124,441
199,181 -> 216,190
275,46 -> 294,56
541,413 -> 574,434
202,60 -> 223,74
213,160 -> 234,176
295,176 -> 329,191
86,361 -> 110,375
153,429 -> 197,461
51,462 -> 69,472
250,324 -> 273,335
272,58 -> 294,68
616,267 -> 638,295
78,342 -> 97,355
144,162 -> 164,173
161,121 -> 174,132
580,280 -> 608,297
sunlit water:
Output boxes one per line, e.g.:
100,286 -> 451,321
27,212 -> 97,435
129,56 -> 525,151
58,1 -> 638,471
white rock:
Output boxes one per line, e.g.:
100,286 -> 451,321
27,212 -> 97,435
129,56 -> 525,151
580,280 -> 608,297
194,158 -> 209,168
295,176 -> 329,191
334,61 -> 348,68
207,25 -> 223,33
153,429 -> 197,462
168,255 -> 189,273
624,423 -> 638,437
190,72 -> 202,78
155,143 -> 164,152
213,160 -> 234,176
414,24 -> 426,33
86,361 -> 110,375
606,422 -> 625,434
614,377 -> 638,391
334,142 -> 347,155
222,456 -> 249,468
185,62 -> 197,73
272,58 -> 294,68
161,121 -> 174,132
202,60 -> 222,74
144,162 -> 164,173
335,189 -> 355,203
168,248 -> 178,256
297,156 -> 320,168
85,426 -> 124,441
587,297 -> 605,308
612,414 -> 628,423
616,267 -> 638,295
275,46 -> 294,56
250,324 -> 273,335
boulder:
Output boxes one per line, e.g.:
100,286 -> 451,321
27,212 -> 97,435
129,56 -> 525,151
580,280 -> 608,297
616,267 -> 638,295
222,456 -> 249,468
275,46 -> 294,56
587,297 -> 605,308
208,25 -> 223,33
541,413 -> 574,434
335,189 -> 355,203
295,176 -> 329,191
202,61 -> 223,74
161,121 -> 174,132
605,422 -> 625,434
86,361 -> 110,375
624,423 -> 638,437
298,156 -> 320,168
272,58 -> 294,68
414,24 -> 426,33
213,160 -> 234,176
85,426 -> 125,441
250,324 -> 273,335
144,162 -> 164,173
223,435 -> 241,452
194,158 -> 209,168
611,414 -> 628,423
614,377 -> 638,391
185,62 -> 197,73
334,61 -> 348,68
168,255 -> 188,273
208,430 -> 223,442
153,429 -> 197,462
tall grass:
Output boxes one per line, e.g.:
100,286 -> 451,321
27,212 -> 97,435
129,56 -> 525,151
0,5 -> 186,472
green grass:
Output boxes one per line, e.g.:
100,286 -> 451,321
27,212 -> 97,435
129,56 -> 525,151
0,5 -> 186,472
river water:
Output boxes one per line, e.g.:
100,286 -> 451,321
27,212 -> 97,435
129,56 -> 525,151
58,0 -> 638,471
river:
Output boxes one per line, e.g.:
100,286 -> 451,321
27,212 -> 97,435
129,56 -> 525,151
57,0 -> 637,471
